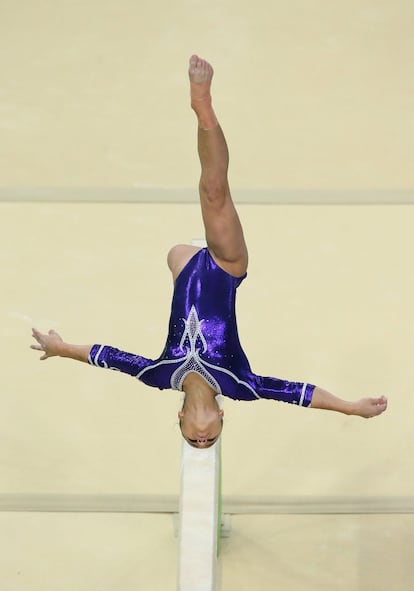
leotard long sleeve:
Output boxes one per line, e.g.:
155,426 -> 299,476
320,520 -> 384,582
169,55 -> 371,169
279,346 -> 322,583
88,248 -> 315,406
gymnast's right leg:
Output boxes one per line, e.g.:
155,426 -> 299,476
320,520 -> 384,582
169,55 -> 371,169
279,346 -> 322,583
189,55 -> 248,278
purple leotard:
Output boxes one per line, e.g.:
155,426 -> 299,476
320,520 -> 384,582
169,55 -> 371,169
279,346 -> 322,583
88,248 -> 315,406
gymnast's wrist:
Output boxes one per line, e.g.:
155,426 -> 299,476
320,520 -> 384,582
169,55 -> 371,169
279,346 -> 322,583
346,401 -> 359,416
55,341 -> 70,357
57,342 -> 92,363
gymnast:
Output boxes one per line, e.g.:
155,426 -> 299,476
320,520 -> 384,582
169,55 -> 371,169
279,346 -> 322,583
31,55 -> 388,448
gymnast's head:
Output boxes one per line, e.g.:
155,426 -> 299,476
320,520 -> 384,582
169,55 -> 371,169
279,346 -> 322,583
179,372 -> 224,449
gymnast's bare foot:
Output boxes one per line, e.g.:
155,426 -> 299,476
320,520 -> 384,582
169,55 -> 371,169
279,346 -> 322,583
354,395 -> 388,418
189,55 -> 213,102
189,55 -> 217,129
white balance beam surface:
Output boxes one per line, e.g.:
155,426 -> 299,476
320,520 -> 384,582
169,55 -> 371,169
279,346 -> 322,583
178,438 -> 221,591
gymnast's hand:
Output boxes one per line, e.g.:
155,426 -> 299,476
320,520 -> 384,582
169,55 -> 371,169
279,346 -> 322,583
31,328 -> 63,360
354,395 -> 388,418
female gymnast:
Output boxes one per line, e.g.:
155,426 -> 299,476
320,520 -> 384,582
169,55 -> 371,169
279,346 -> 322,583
31,55 -> 388,448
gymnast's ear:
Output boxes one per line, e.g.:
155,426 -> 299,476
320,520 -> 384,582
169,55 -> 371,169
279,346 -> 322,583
178,411 -> 185,419
218,409 -> 224,417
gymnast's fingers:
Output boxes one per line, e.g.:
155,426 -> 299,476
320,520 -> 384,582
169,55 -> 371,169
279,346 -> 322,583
30,344 -> 43,351
30,345 -> 48,360
32,327 -> 44,342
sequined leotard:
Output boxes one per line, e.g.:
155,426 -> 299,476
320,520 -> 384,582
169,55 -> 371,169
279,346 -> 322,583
88,248 -> 315,406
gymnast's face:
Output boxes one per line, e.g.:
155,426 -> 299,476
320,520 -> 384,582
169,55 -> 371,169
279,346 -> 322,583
178,408 -> 224,449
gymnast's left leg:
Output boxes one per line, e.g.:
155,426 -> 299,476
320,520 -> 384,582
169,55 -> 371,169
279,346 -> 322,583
189,54 -> 248,278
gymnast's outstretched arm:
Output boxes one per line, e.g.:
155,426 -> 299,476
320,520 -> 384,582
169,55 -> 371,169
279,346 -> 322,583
30,328 -> 154,379
310,386 -> 387,418
253,373 -> 387,418
31,328 -> 91,362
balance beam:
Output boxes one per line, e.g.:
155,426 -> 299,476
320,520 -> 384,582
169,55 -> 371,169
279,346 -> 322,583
177,438 -> 221,591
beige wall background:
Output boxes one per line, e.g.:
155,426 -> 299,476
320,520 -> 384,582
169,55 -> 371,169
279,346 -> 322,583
0,0 -> 413,190
1,0 -> 413,589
